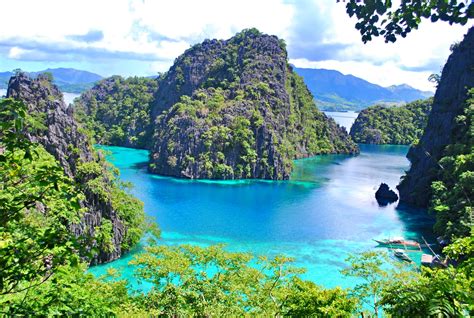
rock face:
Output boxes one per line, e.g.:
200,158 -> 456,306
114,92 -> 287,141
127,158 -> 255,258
375,183 -> 399,206
149,29 -> 359,180
7,73 -> 138,264
398,27 -> 474,207
350,99 -> 432,145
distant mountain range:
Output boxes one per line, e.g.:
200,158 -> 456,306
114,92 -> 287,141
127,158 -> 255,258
0,68 -> 103,93
293,67 -> 433,111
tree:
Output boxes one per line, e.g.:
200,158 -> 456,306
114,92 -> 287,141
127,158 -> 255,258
381,235 -> 474,316
344,0 -> 474,43
131,244 -> 358,316
341,251 -> 401,317
0,99 -> 83,311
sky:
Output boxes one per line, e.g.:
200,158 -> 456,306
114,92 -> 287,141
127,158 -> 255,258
0,0 -> 471,91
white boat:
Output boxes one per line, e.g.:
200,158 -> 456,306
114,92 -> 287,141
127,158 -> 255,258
373,236 -> 421,250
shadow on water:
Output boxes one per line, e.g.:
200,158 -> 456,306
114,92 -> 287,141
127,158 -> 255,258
395,202 -> 437,244
132,161 -> 149,169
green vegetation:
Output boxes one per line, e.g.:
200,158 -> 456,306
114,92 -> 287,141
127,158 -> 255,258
350,98 -> 432,144
0,98 -> 83,301
1,96 -> 472,315
343,247 -> 473,317
430,89 -> 473,240
1,91 -> 147,257
75,76 -> 157,148
151,29 -> 357,180
0,97 -> 149,314
345,0 -> 474,43
129,244 -> 358,316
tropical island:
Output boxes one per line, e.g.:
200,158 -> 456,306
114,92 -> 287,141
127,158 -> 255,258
350,98 -> 432,144
0,0 -> 473,316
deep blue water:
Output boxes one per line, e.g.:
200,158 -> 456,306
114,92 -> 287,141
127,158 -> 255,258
90,143 -> 434,289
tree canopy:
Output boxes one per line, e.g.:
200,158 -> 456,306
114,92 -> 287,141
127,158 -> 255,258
345,0 -> 474,43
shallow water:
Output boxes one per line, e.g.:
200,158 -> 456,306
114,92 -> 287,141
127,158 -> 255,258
90,144 -> 434,289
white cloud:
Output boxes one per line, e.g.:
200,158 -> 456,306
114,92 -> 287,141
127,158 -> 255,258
8,47 -> 27,59
0,0 -> 471,84
292,0 -> 471,90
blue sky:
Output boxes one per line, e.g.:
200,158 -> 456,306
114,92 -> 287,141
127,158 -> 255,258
0,0 -> 471,91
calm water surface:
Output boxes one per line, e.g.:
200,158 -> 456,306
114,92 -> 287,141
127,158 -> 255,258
324,111 -> 358,132
90,142 -> 434,289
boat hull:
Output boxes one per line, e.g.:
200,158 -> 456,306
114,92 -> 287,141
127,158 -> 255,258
373,239 -> 420,250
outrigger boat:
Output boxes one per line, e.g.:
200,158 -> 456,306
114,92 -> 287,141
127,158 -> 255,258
373,237 -> 421,250
393,249 -> 412,262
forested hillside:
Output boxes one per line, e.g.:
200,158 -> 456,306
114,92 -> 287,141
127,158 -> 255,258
75,76 -> 157,148
350,98 -> 432,144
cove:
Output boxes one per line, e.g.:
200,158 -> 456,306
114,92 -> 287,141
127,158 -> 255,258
90,144 -> 434,289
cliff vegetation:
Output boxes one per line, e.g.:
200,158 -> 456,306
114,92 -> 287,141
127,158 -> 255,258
350,98 -> 432,144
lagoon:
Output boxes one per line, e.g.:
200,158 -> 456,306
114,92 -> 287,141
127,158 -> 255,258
90,142 -> 434,289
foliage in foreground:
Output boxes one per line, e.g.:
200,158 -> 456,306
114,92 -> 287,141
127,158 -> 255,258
2,245 -> 359,317
0,98 -> 83,302
0,97 -> 148,312
4,239 -> 473,317
343,247 -> 473,317
344,0 -> 474,43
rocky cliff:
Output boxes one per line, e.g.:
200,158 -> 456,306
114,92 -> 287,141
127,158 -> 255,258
350,98 -> 432,144
398,27 -> 474,206
149,29 -> 358,180
7,73 -> 145,264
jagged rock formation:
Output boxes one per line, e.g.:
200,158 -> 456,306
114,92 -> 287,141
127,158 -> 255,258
398,27 -> 474,207
149,29 -> 359,180
375,183 -> 399,206
350,98 -> 432,144
7,73 -> 145,264
74,76 -> 157,148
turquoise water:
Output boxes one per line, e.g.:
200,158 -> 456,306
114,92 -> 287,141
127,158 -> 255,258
90,144 -> 434,289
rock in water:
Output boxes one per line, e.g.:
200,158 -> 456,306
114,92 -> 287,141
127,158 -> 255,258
149,29 -> 358,180
398,27 -> 474,207
375,183 -> 399,206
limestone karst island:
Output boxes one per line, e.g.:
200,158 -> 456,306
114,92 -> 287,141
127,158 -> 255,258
1,1 -> 473,316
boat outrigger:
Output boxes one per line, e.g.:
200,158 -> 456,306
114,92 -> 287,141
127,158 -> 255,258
373,237 -> 421,250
